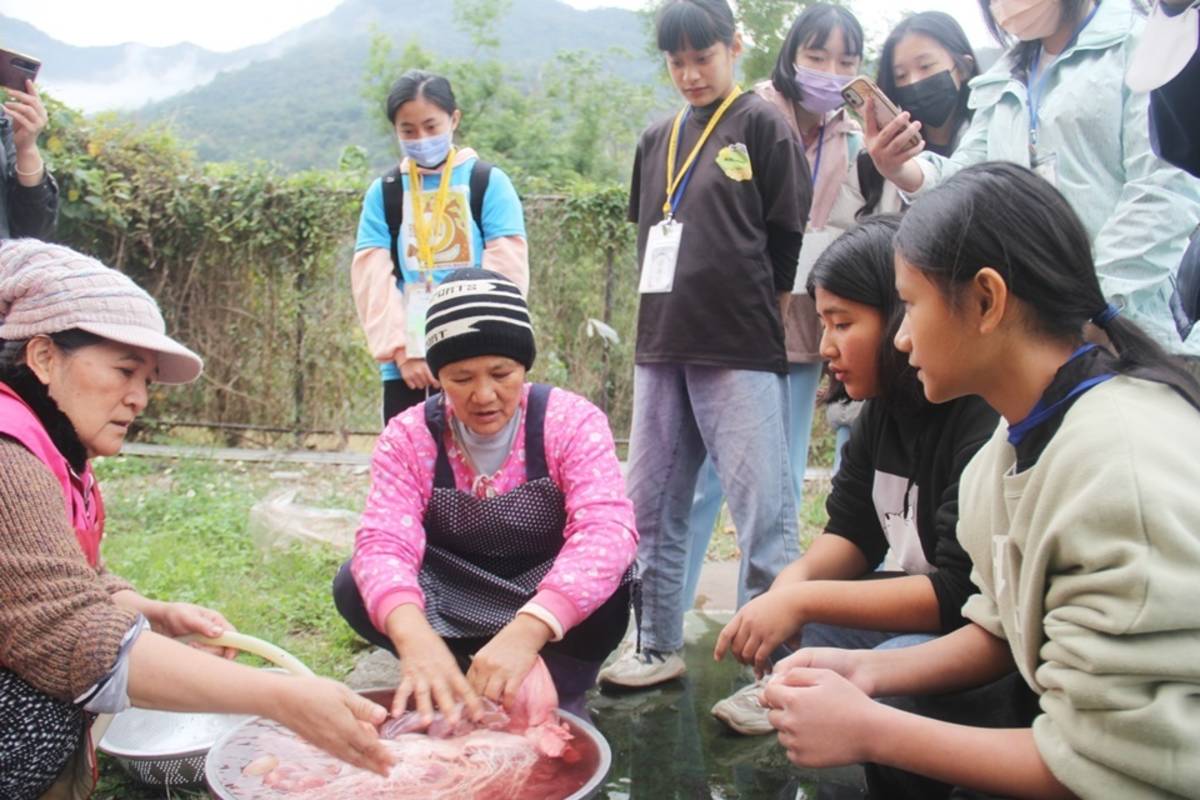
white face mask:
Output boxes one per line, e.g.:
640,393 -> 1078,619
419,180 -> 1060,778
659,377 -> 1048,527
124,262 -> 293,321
991,0 -> 1063,42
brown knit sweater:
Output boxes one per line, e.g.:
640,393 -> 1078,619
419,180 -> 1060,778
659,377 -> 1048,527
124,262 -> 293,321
0,436 -> 139,701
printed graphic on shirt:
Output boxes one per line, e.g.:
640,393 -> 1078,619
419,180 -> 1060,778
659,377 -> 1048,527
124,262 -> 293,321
716,143 -> 753,181
402,184 -> 476,273
872,471 -> 934,575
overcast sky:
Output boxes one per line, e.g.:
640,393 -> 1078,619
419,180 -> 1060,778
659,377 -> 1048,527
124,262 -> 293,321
0,0 -> 995,52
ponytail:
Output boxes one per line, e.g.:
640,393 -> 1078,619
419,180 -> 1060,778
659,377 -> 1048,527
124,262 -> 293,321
896,161 -> 1200,413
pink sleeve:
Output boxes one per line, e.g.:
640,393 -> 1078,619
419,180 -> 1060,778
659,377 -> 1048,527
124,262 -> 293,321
481,235 -> 530,296
532,390 -> 639,633
351,407 -> 438,633
350,247 -> 409,364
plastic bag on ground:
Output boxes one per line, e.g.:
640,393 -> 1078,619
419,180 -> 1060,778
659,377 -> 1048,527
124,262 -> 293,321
248,489 -> 359,553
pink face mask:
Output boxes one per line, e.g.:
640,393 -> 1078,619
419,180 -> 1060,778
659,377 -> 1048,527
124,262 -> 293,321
990,0 -> 1062,42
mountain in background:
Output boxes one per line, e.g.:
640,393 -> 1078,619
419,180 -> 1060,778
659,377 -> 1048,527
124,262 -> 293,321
2,0 -> 657,172
0,12 -> 286,110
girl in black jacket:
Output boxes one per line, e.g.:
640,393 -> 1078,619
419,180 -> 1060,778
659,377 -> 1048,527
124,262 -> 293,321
711,215 -> 998,734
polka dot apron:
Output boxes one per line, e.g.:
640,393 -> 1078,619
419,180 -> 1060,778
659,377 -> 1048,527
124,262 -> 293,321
417,384 -> 573,639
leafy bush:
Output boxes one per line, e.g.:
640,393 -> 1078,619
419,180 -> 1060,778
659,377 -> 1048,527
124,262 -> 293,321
43,100 -> 640,440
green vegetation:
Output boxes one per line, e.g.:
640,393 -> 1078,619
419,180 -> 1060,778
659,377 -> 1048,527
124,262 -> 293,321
94,456 -> 369,676
32,0 -> 863,445
738,0 -> 855,83
91,455 -> 367,797
134,0 -> 659,173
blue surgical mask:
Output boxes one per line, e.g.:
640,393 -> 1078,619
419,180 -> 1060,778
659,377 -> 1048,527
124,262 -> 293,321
793,65 -> 853,115
400,132 -> 453,168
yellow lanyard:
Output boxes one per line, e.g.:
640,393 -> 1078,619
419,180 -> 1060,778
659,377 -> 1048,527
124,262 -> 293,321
408,147 -> 458,282
662,86 -> 742,217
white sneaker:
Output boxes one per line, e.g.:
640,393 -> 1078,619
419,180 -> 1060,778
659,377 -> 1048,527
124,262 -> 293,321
597,647 -> 686,688
711,679 -> 773,735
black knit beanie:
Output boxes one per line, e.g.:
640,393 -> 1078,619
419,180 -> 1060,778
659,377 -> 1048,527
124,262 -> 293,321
425,269 -> 535,376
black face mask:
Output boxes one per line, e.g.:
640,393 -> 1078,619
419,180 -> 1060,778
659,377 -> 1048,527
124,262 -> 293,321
892,70 -> 960,129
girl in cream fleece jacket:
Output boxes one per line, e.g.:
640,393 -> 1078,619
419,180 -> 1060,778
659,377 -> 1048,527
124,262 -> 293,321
761,162 -> 1200,799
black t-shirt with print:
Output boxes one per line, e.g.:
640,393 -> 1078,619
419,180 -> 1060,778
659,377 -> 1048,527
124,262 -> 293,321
824,394 -> 999,633
629,92 -> 811,373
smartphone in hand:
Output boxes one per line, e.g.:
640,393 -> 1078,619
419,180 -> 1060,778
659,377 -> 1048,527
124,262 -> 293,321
0,48 -> 41,92
841,75 -> 921,150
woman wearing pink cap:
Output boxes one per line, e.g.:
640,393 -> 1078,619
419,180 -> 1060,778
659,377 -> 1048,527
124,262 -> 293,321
0,240 -> 394,799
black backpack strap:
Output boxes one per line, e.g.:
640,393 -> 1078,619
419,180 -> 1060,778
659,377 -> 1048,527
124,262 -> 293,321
381,166 -> 405,284
523,384 -> 554,481
423,392 -> 456,489
468,159 -> 493,236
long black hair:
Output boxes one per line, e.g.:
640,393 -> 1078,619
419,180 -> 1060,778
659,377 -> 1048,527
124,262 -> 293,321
806,214 -> 925,411
895,161 -> 1200,412
858,12 -> 979,218
770,3 -> 864,103
386,70 -> 458,124
655,0 -> 736,53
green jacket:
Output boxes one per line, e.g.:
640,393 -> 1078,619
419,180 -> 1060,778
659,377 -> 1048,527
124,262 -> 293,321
912,0 -> 1200,356
959,376 -> 1200,798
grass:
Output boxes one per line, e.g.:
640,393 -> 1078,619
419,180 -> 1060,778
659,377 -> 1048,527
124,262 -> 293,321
92,456 -> 378,797
90,452 -> 830,796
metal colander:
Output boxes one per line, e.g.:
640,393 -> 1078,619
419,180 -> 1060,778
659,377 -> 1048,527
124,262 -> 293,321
98,634 -> 312,790
99,706 -> 254,788
115,749 -> 209,786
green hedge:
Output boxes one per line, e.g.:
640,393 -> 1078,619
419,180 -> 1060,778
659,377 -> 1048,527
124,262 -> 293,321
43,104 -> 638,442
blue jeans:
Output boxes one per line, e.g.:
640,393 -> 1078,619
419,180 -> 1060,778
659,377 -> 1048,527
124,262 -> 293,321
681,362 -> 821,609
627,364 -> 800,652
832,422 -> 852,475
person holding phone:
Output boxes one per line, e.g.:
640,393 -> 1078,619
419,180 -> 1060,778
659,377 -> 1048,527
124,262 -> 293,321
1,77 -> 56,241
857,12 -> 979,217
598,0 -> 810,689
763,161 -> 1200,800
350,70 -> 528,424
866,0 -> 1200,356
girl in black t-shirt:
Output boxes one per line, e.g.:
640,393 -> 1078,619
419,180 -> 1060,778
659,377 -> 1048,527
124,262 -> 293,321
599,0 -> 811,691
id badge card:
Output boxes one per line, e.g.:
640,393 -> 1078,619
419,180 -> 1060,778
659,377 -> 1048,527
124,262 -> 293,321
794,227 -> 838,294
1032,153 -> 1058,187
405,284 -> 432,359
639,219 -> 683,294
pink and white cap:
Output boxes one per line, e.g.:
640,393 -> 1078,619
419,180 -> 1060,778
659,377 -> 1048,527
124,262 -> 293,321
0,239 -> 203,384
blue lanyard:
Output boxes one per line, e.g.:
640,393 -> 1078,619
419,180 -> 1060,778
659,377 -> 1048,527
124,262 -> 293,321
1027,2 -> 1100,159
1007,344 -> 1115,445
668,108 -> 697,217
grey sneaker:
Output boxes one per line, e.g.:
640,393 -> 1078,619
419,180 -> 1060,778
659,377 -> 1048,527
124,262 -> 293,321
711,679 -> 773,735
597,647 -> 686,688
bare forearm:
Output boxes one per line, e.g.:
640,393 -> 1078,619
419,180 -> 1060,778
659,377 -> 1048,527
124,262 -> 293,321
13,143 -> 44,187
795,574 -> 941,633
127,631 -> 282,715
865,623 -> 1015,697
774,533 -> 868,585
386,603 -> 440,656
110,589 -> 165,623
891,159 -> 925,194
867,709 -> 1074,799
